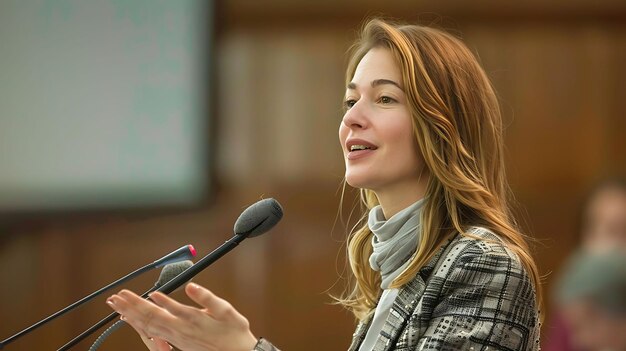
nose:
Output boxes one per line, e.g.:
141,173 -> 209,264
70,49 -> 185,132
342,101 -> 368,130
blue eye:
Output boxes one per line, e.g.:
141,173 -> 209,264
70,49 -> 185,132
344,99 -> 357,109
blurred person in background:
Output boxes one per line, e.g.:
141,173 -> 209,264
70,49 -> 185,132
578,179 -> 626,252
106,18 -> 542,351
544,179 -> 626,351
557,251 -> 626,351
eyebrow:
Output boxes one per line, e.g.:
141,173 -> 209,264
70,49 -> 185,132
346,79 -> 404,91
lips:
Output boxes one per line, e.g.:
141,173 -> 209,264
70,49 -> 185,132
346,138 -> 378,160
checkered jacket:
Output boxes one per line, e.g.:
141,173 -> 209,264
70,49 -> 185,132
255,227 -> 540,351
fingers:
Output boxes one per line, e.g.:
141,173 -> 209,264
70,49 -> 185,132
184,283 -> 257,350
137,326 -> 169,350
139,333 -> 172,351
185,283 -> 235,320
106,290 -> 176,339
151,337 -> 174,351
148,291 -> 198,320
107,285 -> 257,351
106,291 -> 176,351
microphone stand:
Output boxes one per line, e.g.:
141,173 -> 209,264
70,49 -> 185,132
54,197 -> 280,350
56,229 -> 258,350
0,264 -> 152,349
0,245 -> 194,350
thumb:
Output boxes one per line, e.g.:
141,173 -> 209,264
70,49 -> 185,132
152,338 -> 173,351
139,334 -> 172,351
185,283 -> 235,320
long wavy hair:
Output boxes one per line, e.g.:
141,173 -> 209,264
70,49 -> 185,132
337,18 -> 542,321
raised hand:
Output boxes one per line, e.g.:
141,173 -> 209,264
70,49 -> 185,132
106,283 -> 258,351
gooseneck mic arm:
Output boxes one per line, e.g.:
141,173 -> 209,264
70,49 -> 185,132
57,311 -> 119,351
0,245 -> 196,349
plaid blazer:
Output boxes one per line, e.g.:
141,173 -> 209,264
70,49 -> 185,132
255,227 -> 540,351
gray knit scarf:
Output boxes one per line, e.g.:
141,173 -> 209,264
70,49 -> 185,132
368,198 -> 425,289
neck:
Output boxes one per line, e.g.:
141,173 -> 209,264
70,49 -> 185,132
374,173 -> 429,219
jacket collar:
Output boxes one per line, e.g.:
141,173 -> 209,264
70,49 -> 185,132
348,235 -> 457,351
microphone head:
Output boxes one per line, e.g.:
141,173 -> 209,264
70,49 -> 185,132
233,198 -> 283,238
156,260 -> 193,287
153,244 -> 197,268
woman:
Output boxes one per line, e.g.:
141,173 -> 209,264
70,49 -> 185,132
544,179 -> 626,351
107,18 -> 542,351
552,250 -> 626,351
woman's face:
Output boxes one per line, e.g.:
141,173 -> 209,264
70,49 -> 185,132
339,47 -> 425,196
583,187 -> 626,252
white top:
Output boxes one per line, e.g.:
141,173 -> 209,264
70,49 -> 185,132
357,288 -> 399,351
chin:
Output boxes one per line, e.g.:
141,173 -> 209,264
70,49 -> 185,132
345,178 -> 361,189
344,173 -> 375,190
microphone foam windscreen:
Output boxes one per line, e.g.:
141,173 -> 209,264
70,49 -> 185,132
234,198 -> 283,237
156,260 -> 193,287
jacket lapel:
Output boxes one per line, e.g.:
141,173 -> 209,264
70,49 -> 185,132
373,236 -> 457,351
348,317 -> 373,351
348,236 -> 458,351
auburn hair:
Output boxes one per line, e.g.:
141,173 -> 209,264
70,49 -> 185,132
337,18 -> 542,320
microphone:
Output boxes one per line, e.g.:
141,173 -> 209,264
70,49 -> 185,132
152,245 -> 197,268
58,197 -> 282,351
157,198 -> 283,295
0,245 -> 196,349
86,261 -> 194,351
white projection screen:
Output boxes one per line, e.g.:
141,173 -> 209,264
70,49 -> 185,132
0,0 -> 211,212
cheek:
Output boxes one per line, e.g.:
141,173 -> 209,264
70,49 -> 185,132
338,124 -> 348,150
387,120 -> 421,166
